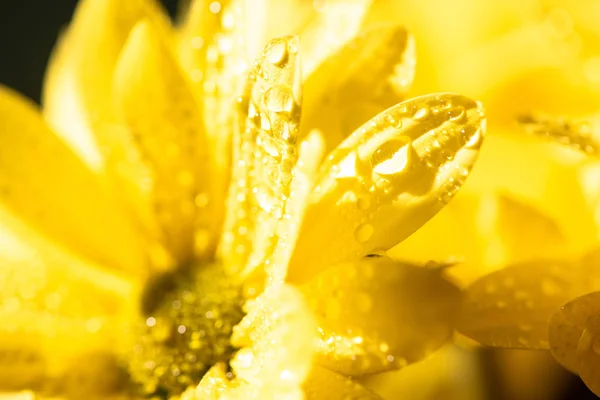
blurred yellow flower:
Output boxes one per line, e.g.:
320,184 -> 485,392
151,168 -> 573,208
0,0 -> 487,399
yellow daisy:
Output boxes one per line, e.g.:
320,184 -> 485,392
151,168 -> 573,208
0,0 -> 486,398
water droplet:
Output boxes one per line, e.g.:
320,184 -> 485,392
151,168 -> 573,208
209,1 -> 221,14
448,106 -> 466,123
354,223 -> 373,244
266,39 -> 289,67
370,137 -> 412,176
413,106 -> 430,121
264,85 -> 294,113
465,128 -> 483,149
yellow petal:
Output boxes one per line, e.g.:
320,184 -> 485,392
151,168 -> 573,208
393,191 -> 567,286
0,85 -> 145,274
302,257 -> 460,375
0,204 -> 136,394
359,345 -> 485,400
304,366 -> 382,400
42,0 -> 171,170
301,25 -> 416,154
299,0 -> 373,80
462,131 -> 597,257
185,0 -> 254,233
549,291 -> 600,396
457,260 -> 578,349
287,93 -> 486,283
519,113 -> 600,156
114,20 -> 214,263
186,285 -> 317,399
218,36 -> 302,277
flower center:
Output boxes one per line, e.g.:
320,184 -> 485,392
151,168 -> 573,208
128,265 -> 244,397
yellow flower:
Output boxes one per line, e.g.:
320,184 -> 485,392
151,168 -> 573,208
0,0 -> 486,399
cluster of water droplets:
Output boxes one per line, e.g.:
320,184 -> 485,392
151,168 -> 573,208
220,35 -> 303,279
459,262 -> 573,349
128,265 -> 244,396
294,93 -> 485,274
518,112 -> 599,156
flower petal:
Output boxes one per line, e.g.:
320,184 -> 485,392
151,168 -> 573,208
460,132 -> 597,256
302,257 -> 460,375
42,0 -> 171,170
392,191 -> 567,286
299,0 -> 373,80
178,0 -> 250,230
549,291 -> 600,397
184,285 -> 317,399
519,113 -> 600,157
457,260 -> 581,349
0,204 -> 136,395
113,20 -> 215,263
0,85 -> 145,274
287,93 -> 486,283
301,25 -> 416,154
218,36 -> 303,277
304,366 -> 382,400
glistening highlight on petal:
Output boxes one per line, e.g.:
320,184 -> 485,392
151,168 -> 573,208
287,93 -> 486,283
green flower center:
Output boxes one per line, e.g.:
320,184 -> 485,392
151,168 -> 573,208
128,265 -> 244,397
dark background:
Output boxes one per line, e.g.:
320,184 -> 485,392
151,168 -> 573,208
0,1 -> 597,399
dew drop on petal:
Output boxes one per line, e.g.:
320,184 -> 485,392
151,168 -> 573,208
266,39 -> 289,67
370,137 -> 412,176
413,106 -> 430,121
354,223 -> 373,244
264,85 -> 294,113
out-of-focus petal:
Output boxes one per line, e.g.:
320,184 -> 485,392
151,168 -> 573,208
0,85 -> 145,275
393,191 -> 567,286
302,25 -> 416,154
184,285 -> 317,399
549,291 -> 600,397
519,113 -> 600,156
42,0 -> 171,170
218,36 -> 303,277
113,20 -> 215,263
359,345 -> 485,400
302,257 -> 461,375
0,204 -> 136,395
303,366 -> 382,400
299,0 -> 372,80
180,1 -> 253,236
287,93 -> 486,283
457,260 -> 584,349
462,132 -> 597,257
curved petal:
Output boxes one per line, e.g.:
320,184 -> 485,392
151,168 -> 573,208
549,291 -> 600,397
180,0 -> 258,237
0,85 -> 145,274
182,285 -> 317,399
359,345 -> 485,400
457,260 -> 584,349
392,191 -> 567,286
460,132 -> 598,257
218,36 -> 303,276
302,25 -> 416,154
287,93 -> 486,283
113,20 -> 215,263
42,0 -> 171,170
299,0 -> 372,80
0,204 -> 137,395
302,257 -> 461,376
519,112 -> 600,157
304,366 -> 382,400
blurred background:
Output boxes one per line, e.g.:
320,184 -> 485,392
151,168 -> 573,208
0,0 -> 599,399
